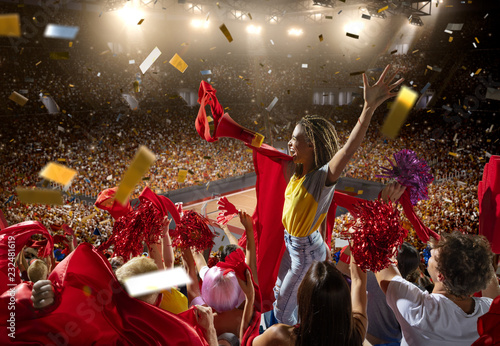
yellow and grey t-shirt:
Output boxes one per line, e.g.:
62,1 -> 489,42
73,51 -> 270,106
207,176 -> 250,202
282,163 -> 336,237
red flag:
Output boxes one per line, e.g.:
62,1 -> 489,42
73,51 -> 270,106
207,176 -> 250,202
479,155 -> 500,253
0,221 -> 54,288
0,243 -> 209,345
94,187 -> 133,220
0,209 -> 7,230
195,81 -> 224,142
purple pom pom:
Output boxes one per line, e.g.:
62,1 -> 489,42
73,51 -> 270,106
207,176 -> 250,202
376,149 -> 434,205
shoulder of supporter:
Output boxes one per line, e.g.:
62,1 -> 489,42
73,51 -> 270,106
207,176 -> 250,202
385,275 -> 430,324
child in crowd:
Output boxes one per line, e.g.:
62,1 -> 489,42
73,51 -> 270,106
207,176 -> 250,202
274,64 -> 404,325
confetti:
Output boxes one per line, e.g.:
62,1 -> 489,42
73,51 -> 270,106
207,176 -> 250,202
266,97 -> 279,112
8,91 -> 28,106
140,46 -> 161,74
177,169 -> 188,183
319,34 -> 323,42
362,14 -> 371,20
16,188 -> 63,205
420,82 -> 431,94
169,53 -> 188,73
124,267 -> 191,298
381,86 -> 418,139
346,32 -> 359,39
49,52 -> 69,60
219,24 -> 233,43
137,19 -> 144,25
39,162 -> 77,187
378,5 -> 388,12
43,24 -> 79,40
115,146 -> 156,205
81,212 -> 97,223
0,13 -> 21,37
349,71 -> 365,76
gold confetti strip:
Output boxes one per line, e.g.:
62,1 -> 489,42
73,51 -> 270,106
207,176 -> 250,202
8,91 -> 28,106
219,24 -> 233,43
39,162 -> 77,187
0,13 -> 21,37
114,146 -> 156,205
16,188 -> 64,205
381,86 -> 418,139
81,212 -> 97,223
169,53 -> 188,73
177,169 -> 188,183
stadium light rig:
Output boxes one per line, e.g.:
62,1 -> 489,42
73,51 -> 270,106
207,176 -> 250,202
191,19 -> 210,28
312,0 -> 335,8
246,25 -> 262,34
288,28 -> 303,36
408,15 -> 423,26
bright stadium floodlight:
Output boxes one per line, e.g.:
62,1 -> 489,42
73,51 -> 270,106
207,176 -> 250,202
117,3 -> 144,24
288,28 -> 303,36
191,19 -> 209,28
344,21 -> 364,35
246,25 -> 262,34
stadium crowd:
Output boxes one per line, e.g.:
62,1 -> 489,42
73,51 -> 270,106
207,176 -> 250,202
0,1 -> 499,345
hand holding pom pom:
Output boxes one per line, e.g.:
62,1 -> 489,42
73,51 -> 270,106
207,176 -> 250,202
376,149 -> 433,206
341,199 -> 407,272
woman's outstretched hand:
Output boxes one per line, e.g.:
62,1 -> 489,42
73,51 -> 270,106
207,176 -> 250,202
363,64 -> 404,109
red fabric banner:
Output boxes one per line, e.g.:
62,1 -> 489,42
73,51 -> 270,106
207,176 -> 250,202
0,221 -> 54,289
479,155 -> 500,253
195,81 -> 224,142
0,243 -> 209,345
94,187 -> 133,220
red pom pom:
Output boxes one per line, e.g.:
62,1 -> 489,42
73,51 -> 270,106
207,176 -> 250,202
207,254 -> 220,268
99,200 -> 164,260
341,200 -> 407,272
170,210 -> 216,252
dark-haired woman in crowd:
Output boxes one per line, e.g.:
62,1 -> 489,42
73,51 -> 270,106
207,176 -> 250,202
249,256 -> 367,345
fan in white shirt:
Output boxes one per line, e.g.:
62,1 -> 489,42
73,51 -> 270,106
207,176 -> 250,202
375,183 -> 500,346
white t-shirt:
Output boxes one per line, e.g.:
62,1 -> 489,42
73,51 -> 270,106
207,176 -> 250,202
386,275 -> 492,346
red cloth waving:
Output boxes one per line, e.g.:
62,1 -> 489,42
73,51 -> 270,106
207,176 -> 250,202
0,242 -> 209,345
238,144 -> 291,312
139,186 -> 181,225
479,155 -> 500,253
473,295 -> 500,346
399,189 -> 440,242
195,81 -> 224,142
95,187 -> 133,220
216,248 -> 262,312
216,248 -> 262,346
0,221 -> 54,288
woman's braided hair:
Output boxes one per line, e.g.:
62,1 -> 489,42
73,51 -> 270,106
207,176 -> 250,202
297,114 -> 340,171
